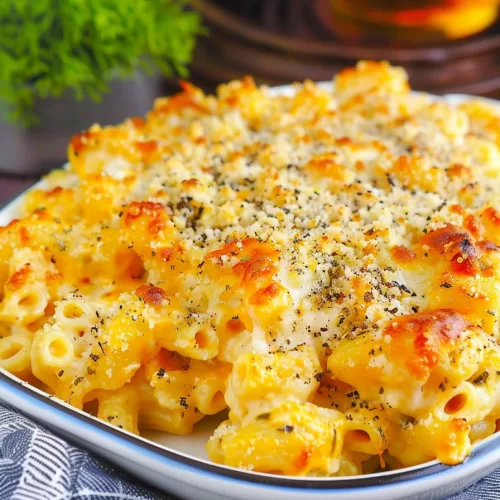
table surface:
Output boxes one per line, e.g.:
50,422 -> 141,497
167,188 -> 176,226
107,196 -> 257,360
0,176 -> 37,208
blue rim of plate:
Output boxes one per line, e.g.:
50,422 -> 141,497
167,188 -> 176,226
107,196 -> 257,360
1,368 -> 500,493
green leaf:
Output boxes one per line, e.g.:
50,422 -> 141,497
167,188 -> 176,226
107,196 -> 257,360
0,0 -> 203,126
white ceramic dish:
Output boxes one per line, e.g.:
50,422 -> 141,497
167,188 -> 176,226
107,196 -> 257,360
1,85 -> 500,500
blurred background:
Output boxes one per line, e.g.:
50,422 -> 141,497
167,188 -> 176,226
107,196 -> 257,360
2,0 -> 500,202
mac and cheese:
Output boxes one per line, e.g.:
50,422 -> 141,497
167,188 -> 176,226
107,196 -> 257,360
1,61 -> 500,476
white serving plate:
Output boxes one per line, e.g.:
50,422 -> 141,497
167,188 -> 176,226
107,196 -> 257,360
1,85 -> 500,500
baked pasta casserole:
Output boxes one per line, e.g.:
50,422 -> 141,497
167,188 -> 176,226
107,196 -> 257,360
1,61 -> 500,476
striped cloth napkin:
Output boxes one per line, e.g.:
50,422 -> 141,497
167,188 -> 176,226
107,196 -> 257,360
0,401 -> 496,500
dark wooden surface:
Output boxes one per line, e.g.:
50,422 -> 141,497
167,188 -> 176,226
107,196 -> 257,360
0,176 -> 37,208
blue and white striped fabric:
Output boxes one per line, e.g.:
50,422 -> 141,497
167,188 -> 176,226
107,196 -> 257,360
0,400 -> 498,500
0,402 -> 164,500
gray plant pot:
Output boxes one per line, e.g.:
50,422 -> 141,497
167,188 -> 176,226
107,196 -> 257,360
0,74 -> 164,176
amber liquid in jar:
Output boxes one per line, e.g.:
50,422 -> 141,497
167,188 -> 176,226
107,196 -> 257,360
328,0 -> 500,43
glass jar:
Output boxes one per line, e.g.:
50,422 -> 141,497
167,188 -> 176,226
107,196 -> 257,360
328,0 -> 500,43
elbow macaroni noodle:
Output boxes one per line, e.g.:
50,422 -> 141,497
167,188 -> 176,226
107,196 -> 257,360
1,61 -> 500,475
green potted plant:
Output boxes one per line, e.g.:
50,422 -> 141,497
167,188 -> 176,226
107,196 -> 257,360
0,0 -> 202,175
